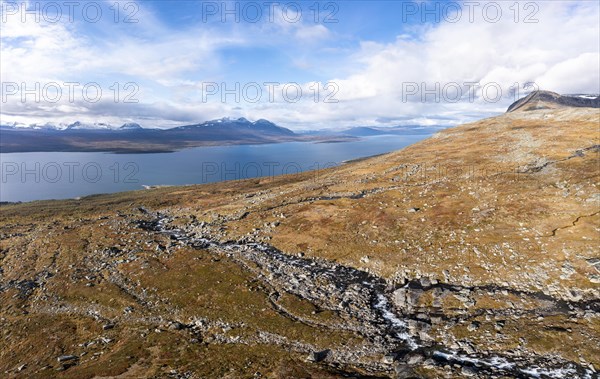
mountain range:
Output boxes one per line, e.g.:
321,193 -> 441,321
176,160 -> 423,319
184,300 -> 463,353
1,117 -> 287,133
0,117 -> 338,153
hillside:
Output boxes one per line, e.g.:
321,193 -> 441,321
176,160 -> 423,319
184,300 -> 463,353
0,98 -> 598,378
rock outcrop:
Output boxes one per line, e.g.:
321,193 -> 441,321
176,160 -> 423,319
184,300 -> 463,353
507,90 -> 599,112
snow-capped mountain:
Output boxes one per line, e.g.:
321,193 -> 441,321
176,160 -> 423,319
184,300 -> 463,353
0,121 -> 29,129
1,117 -> 301,153
175,117 -> 295,136
66,121 -> 115,130
1,121 -> 147,131
119,123 -> 143,130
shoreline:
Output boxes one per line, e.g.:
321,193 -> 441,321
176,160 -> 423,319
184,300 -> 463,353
0,135 -> 429,204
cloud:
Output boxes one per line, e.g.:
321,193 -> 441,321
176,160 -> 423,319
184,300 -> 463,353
0,2 -> 243,83
1,0 -> 598,129
295,24 -> 331,41
536,53 -> 600,94
301,0 -> 600,127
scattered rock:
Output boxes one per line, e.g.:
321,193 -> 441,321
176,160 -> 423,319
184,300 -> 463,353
168,322 -> 185,331
382,353 -> 397,364
57,355 -> 78,363
406,352 -> 424,365
306,350 -> 329,363
419,277 -> 431,288
461,366 -> 478,376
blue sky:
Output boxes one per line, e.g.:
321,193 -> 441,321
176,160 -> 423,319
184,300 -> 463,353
1,0 -> 599,129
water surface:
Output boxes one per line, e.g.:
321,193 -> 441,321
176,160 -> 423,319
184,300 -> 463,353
0,135 -> 428,202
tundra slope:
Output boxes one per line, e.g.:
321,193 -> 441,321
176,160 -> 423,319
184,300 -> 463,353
0,92 -> 599,378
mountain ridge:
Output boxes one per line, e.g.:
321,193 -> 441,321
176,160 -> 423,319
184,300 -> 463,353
0,117 -> 355,153
506,90 -> 600,112
173,117 -> 295,136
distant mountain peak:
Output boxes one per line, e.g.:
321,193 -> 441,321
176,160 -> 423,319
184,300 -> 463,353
214,117 -> 249,123
66,121 -> 114,130
120,122 -> 143,130
254,119 -> 276,125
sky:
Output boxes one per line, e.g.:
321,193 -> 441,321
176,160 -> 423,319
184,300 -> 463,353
1,0 -> 599,130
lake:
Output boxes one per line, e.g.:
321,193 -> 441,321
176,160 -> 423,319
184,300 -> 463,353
0,134 -> 429,202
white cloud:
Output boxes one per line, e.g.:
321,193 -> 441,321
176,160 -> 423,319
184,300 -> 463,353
536,53 -> 600,94
295,24 -> 331,41
0,6 -> 242,83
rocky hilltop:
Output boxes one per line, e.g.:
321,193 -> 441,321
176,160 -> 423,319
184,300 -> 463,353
0,96 -> 598,378
507,90 -> 599,112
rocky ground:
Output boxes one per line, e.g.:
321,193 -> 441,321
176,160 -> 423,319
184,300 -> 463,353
0,96 -> 598,378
